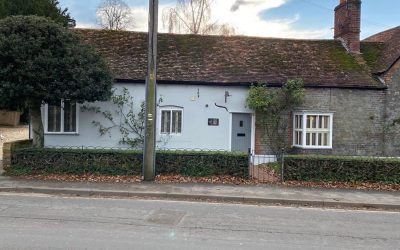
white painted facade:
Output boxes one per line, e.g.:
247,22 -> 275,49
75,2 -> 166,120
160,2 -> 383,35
43,83 -> 254,151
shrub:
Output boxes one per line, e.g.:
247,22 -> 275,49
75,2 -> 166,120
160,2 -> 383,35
284,155 -> 400,184
156,150 -> 248,177
7,148 -> 248,178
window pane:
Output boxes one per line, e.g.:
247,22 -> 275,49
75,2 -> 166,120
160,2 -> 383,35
324,133 -> 329,146
307,115 -> 317,129
311,116 -> 317,128
295,115 -> 303,129
324,116 -> 329,129
311,133 -> 316,146
318,116 -> 323,129
64,101 -> 76,132
171,112 -> 176,133
295,131 -> 303,145
161,111 -> 171,133
299,131 -> 302,145
48,104 -> 61,132
318,133 -> 322,146
171,110 -> 182,133
299,115 -> 303,129
178,111 -> 182,132
306,133 -> 310,145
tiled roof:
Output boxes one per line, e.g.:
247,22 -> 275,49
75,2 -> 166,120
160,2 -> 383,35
364,26 -> 400,42
75,29 -> 384,89
364,27 -> 400,74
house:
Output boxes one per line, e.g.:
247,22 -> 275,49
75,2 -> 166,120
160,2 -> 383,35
42,0 -> 400,156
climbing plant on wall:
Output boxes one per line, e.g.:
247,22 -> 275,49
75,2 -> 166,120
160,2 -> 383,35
81,87 -> 146,149
247,79 -> 305,157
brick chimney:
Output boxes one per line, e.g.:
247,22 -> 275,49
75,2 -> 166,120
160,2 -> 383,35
334,0 -> 361,53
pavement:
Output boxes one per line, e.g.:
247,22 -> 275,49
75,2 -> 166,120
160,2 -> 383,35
0,174 -> 399,211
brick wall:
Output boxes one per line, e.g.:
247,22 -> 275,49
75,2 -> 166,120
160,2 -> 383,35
2,139 -> 32,169
383,59 -> 400,155
307,88 -> 385,156
255,87 -> 388,156
334,0 -> 361,53
254,112 -> 292,155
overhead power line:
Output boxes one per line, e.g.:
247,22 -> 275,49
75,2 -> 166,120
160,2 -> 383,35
296,0 -> 393,29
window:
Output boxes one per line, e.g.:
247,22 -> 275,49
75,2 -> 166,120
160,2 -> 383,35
45,100 -> 78,133
293,112 -> 333,149
161,109 -> 182,134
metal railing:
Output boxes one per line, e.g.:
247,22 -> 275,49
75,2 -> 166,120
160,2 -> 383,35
248,150 -> 283,183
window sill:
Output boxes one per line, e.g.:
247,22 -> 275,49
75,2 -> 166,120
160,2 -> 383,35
45,132 -> 80,136
293,145 -> 332,150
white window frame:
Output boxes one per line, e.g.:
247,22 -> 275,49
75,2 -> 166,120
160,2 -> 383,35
159,108 -> 183,135
293,111 -> 333,149
44,100 -> 79,134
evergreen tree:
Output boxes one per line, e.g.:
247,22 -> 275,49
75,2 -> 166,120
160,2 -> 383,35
0,16 -> 113,147
0,0 -> 75,27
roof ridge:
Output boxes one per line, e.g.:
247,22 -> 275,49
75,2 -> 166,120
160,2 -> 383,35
363,26 -> 400,42
73,28 -> 337,42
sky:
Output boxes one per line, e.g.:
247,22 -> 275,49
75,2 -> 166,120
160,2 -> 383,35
58,0 -> 400,39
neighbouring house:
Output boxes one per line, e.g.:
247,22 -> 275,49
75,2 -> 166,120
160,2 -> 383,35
41,0 -> 400,156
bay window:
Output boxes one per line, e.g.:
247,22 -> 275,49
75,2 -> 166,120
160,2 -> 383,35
293,112 -> 333,149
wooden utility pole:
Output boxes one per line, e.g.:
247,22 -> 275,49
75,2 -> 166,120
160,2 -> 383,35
143,0 -> 158,181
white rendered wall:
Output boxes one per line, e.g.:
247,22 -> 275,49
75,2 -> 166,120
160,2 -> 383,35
44,83 -> 252,150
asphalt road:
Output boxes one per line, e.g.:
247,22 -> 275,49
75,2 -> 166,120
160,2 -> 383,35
0,193 -> 399,250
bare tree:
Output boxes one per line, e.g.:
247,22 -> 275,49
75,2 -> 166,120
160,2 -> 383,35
163,0 -> 235,35
96,0 -> 134,30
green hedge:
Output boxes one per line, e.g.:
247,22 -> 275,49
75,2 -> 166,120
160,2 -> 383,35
7,148 -> 249,178
284,155 -> 400,184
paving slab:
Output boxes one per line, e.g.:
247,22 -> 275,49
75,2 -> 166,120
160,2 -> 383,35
0,176 -> 399,210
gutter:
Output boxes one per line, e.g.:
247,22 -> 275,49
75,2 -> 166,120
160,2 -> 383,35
114,79 -> 387,90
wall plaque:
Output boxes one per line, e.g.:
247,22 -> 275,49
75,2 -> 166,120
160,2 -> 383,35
208,118 -> 219,126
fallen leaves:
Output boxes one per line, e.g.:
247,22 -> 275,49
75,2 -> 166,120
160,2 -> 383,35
250,164 -> 280,183
19,174 -> 259,185
21,174 -> 143,183
16,174 -> 400,191
155,174 -> 258,185
282,180 -> 400,192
